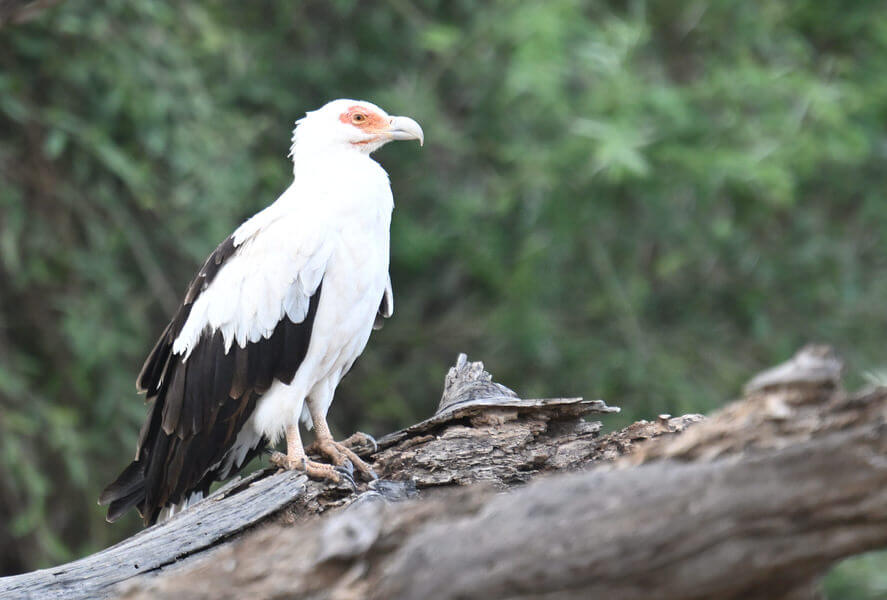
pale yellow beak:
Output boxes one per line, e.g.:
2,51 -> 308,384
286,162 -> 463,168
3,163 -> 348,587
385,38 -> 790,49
388,116 -> 424,146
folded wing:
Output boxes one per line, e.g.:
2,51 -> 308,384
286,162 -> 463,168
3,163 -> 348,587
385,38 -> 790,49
101,217 -> 332,524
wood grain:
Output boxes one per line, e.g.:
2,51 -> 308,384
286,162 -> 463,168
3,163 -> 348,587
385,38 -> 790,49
5,348 -> 882,600
0,471 -> 308,599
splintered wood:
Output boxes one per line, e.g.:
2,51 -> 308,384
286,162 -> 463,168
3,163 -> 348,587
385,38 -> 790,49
4,347 -> 884,600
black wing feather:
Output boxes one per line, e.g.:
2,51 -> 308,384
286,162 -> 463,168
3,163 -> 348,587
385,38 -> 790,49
211,331 -> 235,405
161,361 -> 186,436
100,233 -> 323,525
136,236 -> 236,395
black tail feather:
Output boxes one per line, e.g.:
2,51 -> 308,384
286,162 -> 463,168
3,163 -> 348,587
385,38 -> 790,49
99,460 -> 146,522
106,488 -> 145,523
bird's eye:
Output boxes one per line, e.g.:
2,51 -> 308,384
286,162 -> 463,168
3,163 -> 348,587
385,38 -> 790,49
352,113 -> 366,124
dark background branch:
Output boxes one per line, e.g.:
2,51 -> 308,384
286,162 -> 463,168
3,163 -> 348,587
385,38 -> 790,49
0,0 -> 62,26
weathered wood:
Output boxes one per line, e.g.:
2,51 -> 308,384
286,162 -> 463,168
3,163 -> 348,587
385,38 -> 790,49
743,343 -> 842,394
374,421 -> 887,600
366,355 -> 621,489
0,354 -> 620,600
111,348 -> 887,600
6,347 -> 883,600
372,353 -> 618,450
0,471 -> 309,600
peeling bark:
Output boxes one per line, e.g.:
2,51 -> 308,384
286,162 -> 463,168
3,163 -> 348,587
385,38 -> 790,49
1,347 -> 883,600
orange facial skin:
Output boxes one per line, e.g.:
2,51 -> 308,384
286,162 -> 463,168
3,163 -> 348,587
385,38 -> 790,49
339,105 -> 389,144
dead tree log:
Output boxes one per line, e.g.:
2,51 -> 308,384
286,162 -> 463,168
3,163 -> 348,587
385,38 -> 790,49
1,347 -> 884,600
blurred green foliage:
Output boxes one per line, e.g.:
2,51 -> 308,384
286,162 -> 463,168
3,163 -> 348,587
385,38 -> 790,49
826,550 -> 887,600
0,1 -> 886,594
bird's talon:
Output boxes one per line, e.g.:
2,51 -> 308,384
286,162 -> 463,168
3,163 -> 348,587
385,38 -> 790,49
334,465 -> 357,490
341,431 -> 379,455
269,451 -> 293,470
269,453 -> 351,489
310,438 -> 378,483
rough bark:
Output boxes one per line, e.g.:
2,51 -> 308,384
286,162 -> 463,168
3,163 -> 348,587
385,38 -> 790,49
1,346 -> 884,600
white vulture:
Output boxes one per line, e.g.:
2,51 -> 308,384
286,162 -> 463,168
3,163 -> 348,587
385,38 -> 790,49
99,99 -> 423,525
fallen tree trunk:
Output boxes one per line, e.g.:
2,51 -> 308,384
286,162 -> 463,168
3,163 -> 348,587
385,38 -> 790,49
2,346 -> 884,599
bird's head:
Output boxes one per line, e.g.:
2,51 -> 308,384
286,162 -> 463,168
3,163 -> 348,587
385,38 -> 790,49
290,99 -> 424,159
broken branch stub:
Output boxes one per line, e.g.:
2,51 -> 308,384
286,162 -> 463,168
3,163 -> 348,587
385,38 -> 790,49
372,353 -> 618,450
363,354 -> 620,489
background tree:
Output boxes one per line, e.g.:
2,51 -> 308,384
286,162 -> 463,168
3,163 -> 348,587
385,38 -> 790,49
1,1 -> 886,597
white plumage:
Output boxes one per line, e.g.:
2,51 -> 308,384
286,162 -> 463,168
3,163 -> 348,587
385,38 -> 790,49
172,200 -> 336,356
174,124 -> 395,445
100,99 -> 424,525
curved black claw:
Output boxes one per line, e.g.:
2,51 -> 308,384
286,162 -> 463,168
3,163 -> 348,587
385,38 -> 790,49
344,453 -> 377,482
362,433 -> 379,454
342,431 -> 379,456
334,463 -> 357,490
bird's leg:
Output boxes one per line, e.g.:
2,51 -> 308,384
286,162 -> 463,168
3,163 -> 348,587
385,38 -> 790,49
269,424 -> 348,484
305,399 -> 378,481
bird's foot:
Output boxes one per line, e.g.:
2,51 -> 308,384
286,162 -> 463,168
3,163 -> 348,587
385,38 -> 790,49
306,438 -> 379,482
269,452 -> 356,489
339,431 -> 378,456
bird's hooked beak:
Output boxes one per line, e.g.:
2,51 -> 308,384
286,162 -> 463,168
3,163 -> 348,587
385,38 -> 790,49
387,116 -> 424,146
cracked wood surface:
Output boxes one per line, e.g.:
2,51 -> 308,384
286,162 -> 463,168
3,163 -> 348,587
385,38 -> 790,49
0,354 -> 623,599
113,346 -> 887,600
0,470 -> 310,600
5,347 -> 882,600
